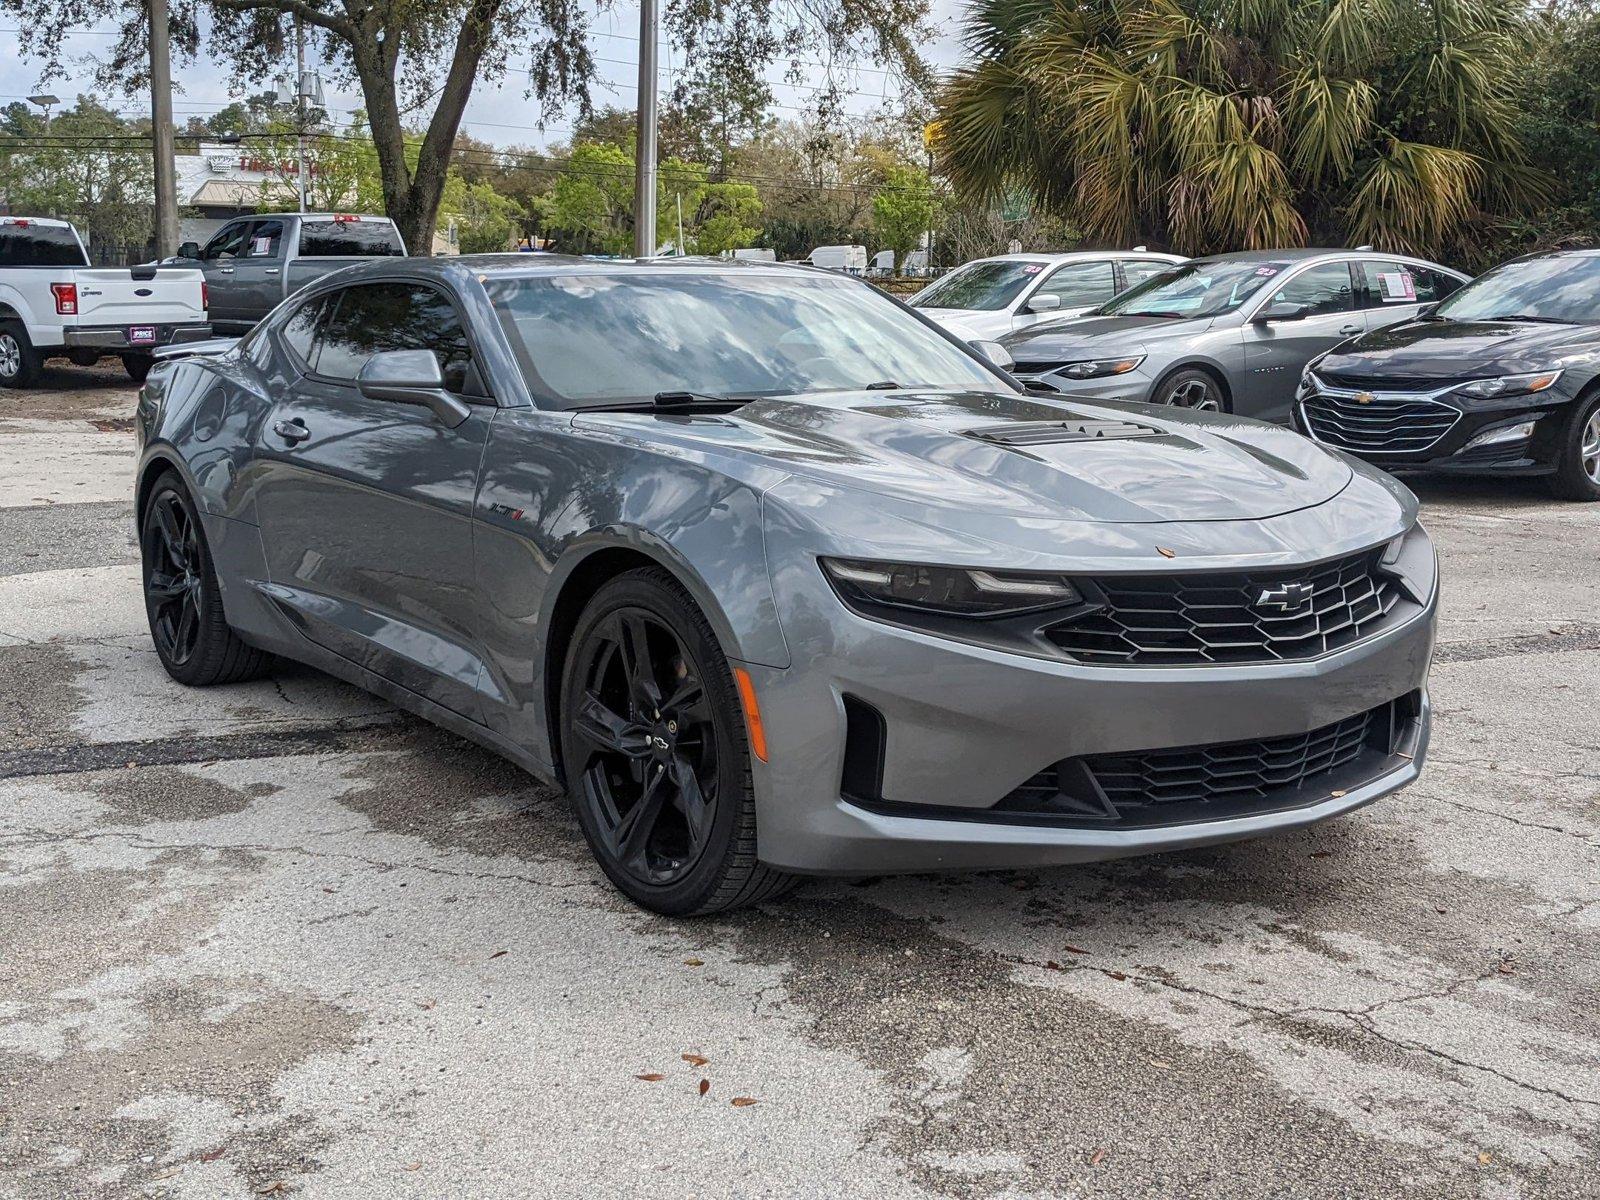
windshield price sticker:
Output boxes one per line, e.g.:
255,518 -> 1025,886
1254,266 -> 1280,277
1022,264 -> 1044,274
251,236 -> 274,256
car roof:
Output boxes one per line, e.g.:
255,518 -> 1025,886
365,253 -> 854,287
0,216 -> 73,228
973,250 -> 1185,264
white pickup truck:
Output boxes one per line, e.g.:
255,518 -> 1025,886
0,217 -> 210,388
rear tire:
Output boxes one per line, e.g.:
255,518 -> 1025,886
1546,395 -> 1600,502
140,474 -> 274,686
0,320 -> 43,389
122,353 -> 154,383
559,567 -> 798,915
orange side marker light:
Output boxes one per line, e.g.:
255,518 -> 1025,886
732,667 -> 769,763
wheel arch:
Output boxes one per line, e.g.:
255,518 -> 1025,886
1151,360 -> 1234,412
134,450 -> 191,524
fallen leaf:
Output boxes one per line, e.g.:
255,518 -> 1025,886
1156,546 -> 1176,559
1477,1151 -> 1493,1166
1090,1148 -> 1107,1166
405,1162 -> 423,1172
1106,970 -> 1128,981
1063,944 -> 1090,955
731,1096 -> 759,1107
636,1073 -> 666,1082
199,1146 -> 227,1163
151,1168 -> 181,1180
1309,850 -> 1333,859
257,1184 -> 287,1196
1330,789 -> 1348,798
1149,1059 -> 1171,1070
416,999 -> 437,1010
1497,961 -> 1515,975
699,1079 -> 711,1096
488,950 -> 508,960
683,958 -> 705,967
681,1053 -> 709,1067
1043,960 -> 1064,971
320,887 -> 336,895
1435,908 -> 1447,915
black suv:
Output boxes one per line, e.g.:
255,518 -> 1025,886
1294,249 -> 1600,500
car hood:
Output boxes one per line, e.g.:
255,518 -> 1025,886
913,308 -> 1012,341
1323,318 -> 1600,381
576,389 -> 1350,525
997,313 -> 1213,359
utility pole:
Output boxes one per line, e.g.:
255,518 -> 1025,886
632,0 -> 659,259
295,17 -> 308,212
149,0 -> 180,257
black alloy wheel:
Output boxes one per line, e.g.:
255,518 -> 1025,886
561,568 -> 796,914
1156,368 -> 1227,412
139,475 -> 273,685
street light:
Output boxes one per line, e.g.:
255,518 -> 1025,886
27,94 -> 60,131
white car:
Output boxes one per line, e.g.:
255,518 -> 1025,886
0,217 -> 209,387
909,250 -> 1186,342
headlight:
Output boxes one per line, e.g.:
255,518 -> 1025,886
1058,355 -> 1145,379
1455,370 -> 1562,401
821,558 -> 1082,618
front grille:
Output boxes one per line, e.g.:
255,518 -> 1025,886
988,695 -> 1418,828
1045,549 -> 1406,666
1303,392 -> 1460,454
1009,360 -> 1071,376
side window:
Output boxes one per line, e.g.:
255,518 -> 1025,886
1037,260 -> 1117,307
1270,262 -> 1356,315
1118,260 -> 1171,290
279,293 -> 330,367
1363,262 -> 1462,306
311,282 -> 478,396
201,222 -> 249,262
245,220 -> 285,260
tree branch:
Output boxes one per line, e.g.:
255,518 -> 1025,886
208,0 -> 354,41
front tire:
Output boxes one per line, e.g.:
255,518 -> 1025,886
559,567 -> 797,915
1153,367 -> 1228,413
1546,395 -> 1600,502
140,475 -> 273,686
0,320 -> 43,389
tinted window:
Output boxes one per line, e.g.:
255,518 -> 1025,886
1119,260 -> 1171,289
1102,259 -> 1288,318
0,223 -> 87,267
910,260 -> 1047,311
298,220 -> 406,258
1269,262 -> 1356,315
1037,261 -> 1116,307
311,283 -> 475,394
245,220 -> 285,260
201,223 -> 250,262
1435,255 -> 1600,324
487,271 -> 1003,408
1361,261 -> 1460,307
279,293 -> 330,365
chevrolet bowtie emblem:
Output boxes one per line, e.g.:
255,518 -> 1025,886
1354,391 -> 1376,405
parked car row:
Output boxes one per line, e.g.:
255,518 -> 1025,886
914,244 -> 1600,501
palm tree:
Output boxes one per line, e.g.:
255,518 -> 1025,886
936,0 -> 1547,259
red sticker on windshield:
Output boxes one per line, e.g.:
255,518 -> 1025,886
1254,266 -> 1279,276
1022,264 -> 1043,274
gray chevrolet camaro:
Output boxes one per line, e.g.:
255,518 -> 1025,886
134,255 -> 1439,915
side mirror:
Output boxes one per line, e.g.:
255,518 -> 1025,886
1025,294 -> 1062,314
969,339 -> 1015,371
1254,301 -> 1311,324
357,349 -> 470,428
178,241 -> 201,260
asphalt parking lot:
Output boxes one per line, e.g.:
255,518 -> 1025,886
2,365 -> 1597,1200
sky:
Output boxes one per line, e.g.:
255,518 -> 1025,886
0,0 -> 969,152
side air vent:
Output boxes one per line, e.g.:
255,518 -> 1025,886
840,695 -> 887,801
963,420 -> 1162,447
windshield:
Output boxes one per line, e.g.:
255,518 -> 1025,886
1434,255 -> 1600,324
1099,259 -> 1288,319
487,270 -> 1005,408
909,260 -> 1045,311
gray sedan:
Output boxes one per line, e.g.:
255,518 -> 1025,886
133,255 -> 1437,915
999,249 -> 1469,422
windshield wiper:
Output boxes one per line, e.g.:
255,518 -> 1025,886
864,380 -> 902,390
1481,314 -> 1574,325
1123,310 -> 1188,319
586,391 -> 755,414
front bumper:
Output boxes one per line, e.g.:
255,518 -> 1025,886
747,521 -> 1438,874
1295,379 -> 1577,476
63,323 -> 213,351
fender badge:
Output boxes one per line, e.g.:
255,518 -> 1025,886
1156,546 -> 1176,558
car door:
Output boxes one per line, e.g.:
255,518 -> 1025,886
196,220 -> 252,325
226,218 -> 288,326
1014,259 -> 1118,329
1355,259 -> 1467,333
1240,260 -> 1366,422
252,278 -> 496,721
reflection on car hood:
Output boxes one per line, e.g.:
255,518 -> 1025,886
577,389 -> 1350,525
997,313 -> 1212,359
913,308 -> 1010,341
1323,318 -> 1600,381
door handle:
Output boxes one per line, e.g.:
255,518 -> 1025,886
1338,324 -> 1362,335
217,267 -> 234,274
273,418 -> 311,444
264,268 -> 281,275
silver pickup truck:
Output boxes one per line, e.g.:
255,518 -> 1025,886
179,213 -> 407,333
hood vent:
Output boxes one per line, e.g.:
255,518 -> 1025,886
962,419 -> 1163,447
